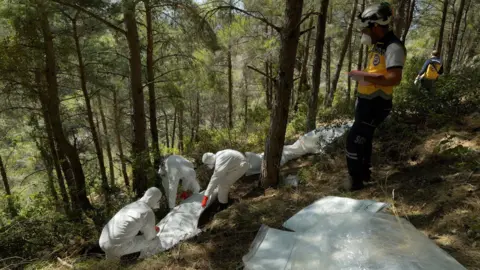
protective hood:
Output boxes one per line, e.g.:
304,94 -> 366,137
139,187 -> 162,209
202,152 -> 216,169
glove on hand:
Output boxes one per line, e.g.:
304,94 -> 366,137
201,196 -> 209,208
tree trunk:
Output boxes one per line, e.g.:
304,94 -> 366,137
244,71 -> 248,133
260,0 -> 304,187
324,38 -> 331,105
145,0 -> 162,174
124,0 -> 148,197
178,105 -> 184,153
72,15 -> 110,195
437,0 -> 449,54
325,0 -> 358,107
401,0 -> 415,42
0,155 -> 17,217
227,49 -> 233,130
161,108 -> 170,148
306,0 -> 329,132
113,90 -> 129,188
346,36 -> 353,106
37,141 -> 58,203
40,13 -> 93,212
195,90 -> 200,142
295,18 -> 314,112
172,107 -> 177,148
445,0 -> 466,74
393,0 -> 408,37
264,24 -> 272,111
36,69 -> 71,213
97,94 -> 115,188
456,0 -> 471,64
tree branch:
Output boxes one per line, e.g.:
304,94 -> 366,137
247,65 -> 276,82
300,26 -> 315,36
297,12 -> 320,29
205,5 -> 281,32
51,0 -> 127,35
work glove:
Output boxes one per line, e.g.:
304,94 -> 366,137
201,196 -> 209,208
414,77 -> 419,85
155,226 -> 160,233
180,191 -> 190,200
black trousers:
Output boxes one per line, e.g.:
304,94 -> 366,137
346,97 -> 392,188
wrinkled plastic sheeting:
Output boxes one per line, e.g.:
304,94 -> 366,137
280,122 -> 353,166
139,190 -> 218,258
245,152 -> 263,176
243,213 -> 467,270
283,196 -> 388,232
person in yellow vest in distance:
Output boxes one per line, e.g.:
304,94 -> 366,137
346,2 -> 406,191
414,50 -> 443,93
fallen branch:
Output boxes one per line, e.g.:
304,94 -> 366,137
56,257 -> 73,269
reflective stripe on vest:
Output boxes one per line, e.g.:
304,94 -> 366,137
358,43 -> 394,100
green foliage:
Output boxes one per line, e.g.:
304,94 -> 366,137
393,57 -> 480,127
0,192 -> 98,265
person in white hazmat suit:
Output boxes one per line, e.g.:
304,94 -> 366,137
158,155 -> 201,210
201,150 -> 249,210
99,187 -> 162,260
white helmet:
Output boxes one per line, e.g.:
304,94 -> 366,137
358,2 -> 393,29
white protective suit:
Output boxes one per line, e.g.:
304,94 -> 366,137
203,150 -> 249,204
99,187 -> 162,259
158,155 -> 201,210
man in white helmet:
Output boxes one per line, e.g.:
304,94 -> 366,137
346,2 -> 406,191
158,155 -> 201,210
99,187 -> 162,260
201,150 -> 248,210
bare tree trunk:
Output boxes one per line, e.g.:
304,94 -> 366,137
40,12 -> 93,212
264,24 -> 273,111
324,39 -> 331,105
178,105 -> 184,153
145,0 -> 161,174
37,139 -> 59,203
401,0 -> 415,42
261,0 -> 304,187
456,0 -> 471,64
195,90 -> 200,142
393,0 -> 408,37
124,0 -> 149,197
227,49 -> 233,130
294,18 -> 314,112
244,70 -> 248,133
97,94 -> 115,187
172,107 -> 177,148
71,15 -> 110,197
161,108 -> 170,148
325,0 -> 358,107
437,0 -> 449,54
445,0 -> 466,74
346,36 -> 353,106
306,0 -> 329,132
0,156 -> 16,217
113,90 -> 129,188
36,69 -> 70,213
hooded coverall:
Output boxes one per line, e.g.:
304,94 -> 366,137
158,155 -> 201,210
99,187 -> 162,259
203,150 -> 248,205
